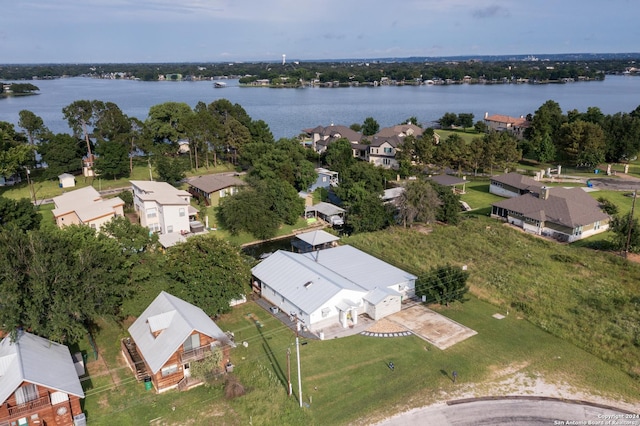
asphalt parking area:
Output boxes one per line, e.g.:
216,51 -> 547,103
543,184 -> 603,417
387,305 -> 477,350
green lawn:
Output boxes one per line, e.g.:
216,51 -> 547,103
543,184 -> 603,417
79,295 -> 640,426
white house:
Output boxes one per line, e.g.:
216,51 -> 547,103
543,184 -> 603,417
52,186 -> 124,230
130,181 -> 193,235
251,245 -> 416,336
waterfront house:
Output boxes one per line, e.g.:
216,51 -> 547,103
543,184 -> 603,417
484,113 -> 530,139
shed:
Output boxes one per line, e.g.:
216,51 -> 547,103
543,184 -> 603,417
58,173 -> 76,188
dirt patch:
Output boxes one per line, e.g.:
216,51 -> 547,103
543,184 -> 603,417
366,318 -> 408,334
387,305 -> 477,349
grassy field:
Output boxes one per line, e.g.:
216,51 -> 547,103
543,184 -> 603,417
77,293 -> 640,425
343,220 -> 640,381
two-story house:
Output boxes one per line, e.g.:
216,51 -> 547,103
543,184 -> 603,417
52,186 -> 124,231
122,292 -> 232,393
130,181 -> 194,235
0,331 -> 85,426
484,113 -> 530,139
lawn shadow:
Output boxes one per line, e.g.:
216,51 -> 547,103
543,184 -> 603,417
440,369 -> 452,382
256,322 -> 288,390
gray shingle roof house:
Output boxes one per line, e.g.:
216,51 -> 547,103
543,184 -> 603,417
124,291 -> 231,393
489,172 -> 544,198
251,245 -> 417,336
491,186 -> 610,242
187,174 -> 246,206
0,331 -> 84,426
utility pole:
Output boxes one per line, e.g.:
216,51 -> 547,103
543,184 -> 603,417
291,313 -> 303,408
25,168 -> 36,205
286,348 -> 292,396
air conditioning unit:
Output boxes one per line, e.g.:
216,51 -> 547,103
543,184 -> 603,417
73,413 -> 87,426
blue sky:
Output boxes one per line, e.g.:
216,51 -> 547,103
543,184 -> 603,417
2,0 -> 638,64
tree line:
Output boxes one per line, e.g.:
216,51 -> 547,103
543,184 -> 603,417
4,57 -> 639,83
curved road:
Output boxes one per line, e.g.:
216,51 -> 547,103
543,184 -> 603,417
375,398 -> 638,426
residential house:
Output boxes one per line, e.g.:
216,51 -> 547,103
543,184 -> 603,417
82,155 -> 95,178
52,186 -> 124,230
373,124 -> 424,139
187,174 -> 246,206
484,113 -> 530,139
130,180 -> 194,235
491,186 -> 610,242
302,125 -> 363,154
489,172 -> 544,198
251,245 -> 417,336
367,135 -> 402,168
122,291 -> 233,393
0,331 -> 85,426
307,168 -> 339,192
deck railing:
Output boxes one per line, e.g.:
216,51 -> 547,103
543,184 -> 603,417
6,394 -> 51,416
179,344 -> 212,363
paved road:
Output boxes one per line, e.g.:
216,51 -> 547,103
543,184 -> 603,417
375,398 -> 637,426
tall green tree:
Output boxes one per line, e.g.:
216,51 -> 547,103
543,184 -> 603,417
416,264 -> 469,306
362,117 -> 380,136
146,101 -> 193,149
0,122 -> 32,177
18,110 -> 48,146
62,100 -> 107,160
164,235 -> 251,316
0,226 -> 130,343
395,180 -> 441,227
322,138 -> 355,175
38,133 -> 83,178
557,120 -> 606,168
610,212 -> 640,254
94,139 -> 130,179
0,196 -> 41,231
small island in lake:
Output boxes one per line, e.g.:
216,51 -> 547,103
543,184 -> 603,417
0,83 -> 40,98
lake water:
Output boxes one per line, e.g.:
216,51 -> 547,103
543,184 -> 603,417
1,76 -> 639,140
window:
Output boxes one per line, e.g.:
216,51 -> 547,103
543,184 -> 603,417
146,207 -> 157,218
384,147 -> 393,154
594,221 -> 601,230
179,207 -> 185,217
167,225 -> 173,233
183,333 -> 200,352
383,158 -> 391,165
149,223 -> 160,233
15,384 -> 38,405
161,365 -> 179,377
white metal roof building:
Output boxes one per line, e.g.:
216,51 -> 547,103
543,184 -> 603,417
251,245 -> 416,334
0,331 -> 84,406
128,291 -> 229,374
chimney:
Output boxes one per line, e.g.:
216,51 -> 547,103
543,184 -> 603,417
484,112 -> 489,119
540,186 -> 550,200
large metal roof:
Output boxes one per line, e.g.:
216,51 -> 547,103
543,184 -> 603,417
252,246 -> 416,314
128,291 -> 228,374
0,332 -> 84,404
